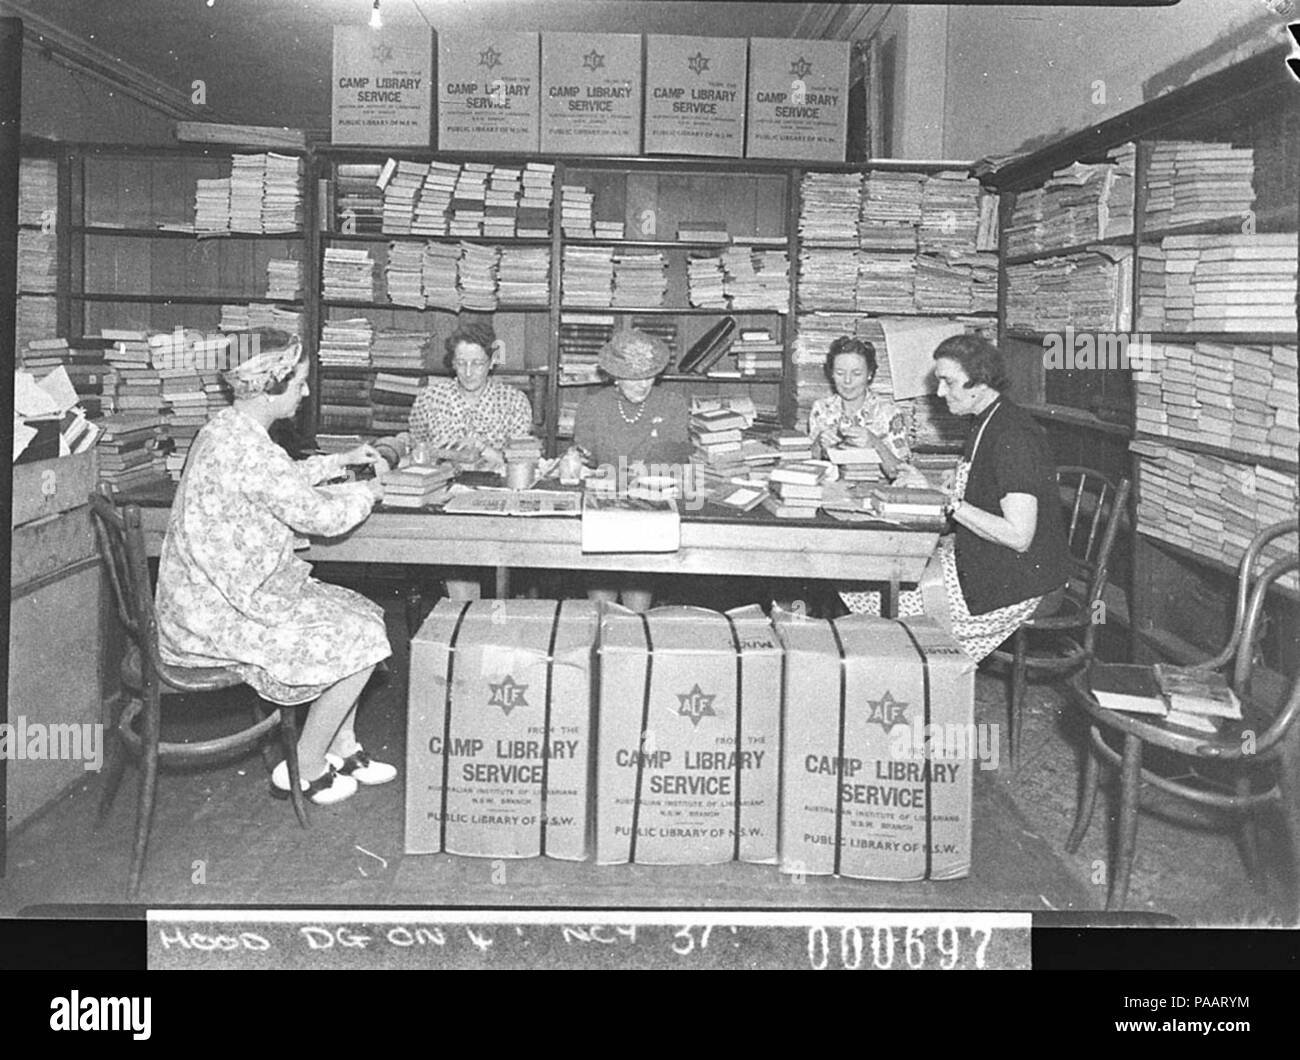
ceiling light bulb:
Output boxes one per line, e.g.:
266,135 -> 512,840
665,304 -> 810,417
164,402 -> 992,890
370,1 -> 382,29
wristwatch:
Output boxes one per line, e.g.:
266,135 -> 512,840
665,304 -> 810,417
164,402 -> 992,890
946,498 -> 963,519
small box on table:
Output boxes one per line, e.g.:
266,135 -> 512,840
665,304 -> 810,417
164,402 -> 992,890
405,598 -> 599,859
773,610 -> 976,881
595,604 -> 782,865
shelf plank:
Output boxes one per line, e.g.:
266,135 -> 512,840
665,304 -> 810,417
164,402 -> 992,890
1024,402 -> 1134,437
322,299 -> 548,312
558,305 -> 785,315
323,232 -> 552,246
76,225 -> 305,240
73,292 -> 303,306
1136,531 -> 1300,603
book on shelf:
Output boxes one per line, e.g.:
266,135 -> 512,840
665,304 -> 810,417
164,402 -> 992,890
676,317 -> 737,374
175,121 -> 307,149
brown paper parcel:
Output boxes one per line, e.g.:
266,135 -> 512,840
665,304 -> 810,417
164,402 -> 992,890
406,598 -> 598,859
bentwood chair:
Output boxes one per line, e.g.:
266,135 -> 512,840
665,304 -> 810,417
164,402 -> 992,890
987,467 -> 1131,771
1066,519 -> 1300,920
89,486 -> 310,898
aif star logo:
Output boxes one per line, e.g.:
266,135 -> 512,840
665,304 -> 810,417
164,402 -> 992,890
687,51 -> 710,76
1288,23 -> 1300,82
479,45 -> 502,70
675,683 -> 717,727
487,674 -> 529,716
789,55 -> 813,79
371,43 -> 394,63
583,49 -> 606,72
865,691 -> 909,731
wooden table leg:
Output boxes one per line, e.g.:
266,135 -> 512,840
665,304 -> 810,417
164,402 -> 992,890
882,578 -> 899,618
1111,731 -> 1143,910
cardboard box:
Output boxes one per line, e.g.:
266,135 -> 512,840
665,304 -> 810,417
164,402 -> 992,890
774,611 -> 976,881
745,37 -> 848,162
405,599 -> 599,859
643,35 -> 747,158
332,26 -> 434,147
541,32 -> 643,155
437,30 -> 540,152
596,605 -> 781,865
11,450 -> 98,528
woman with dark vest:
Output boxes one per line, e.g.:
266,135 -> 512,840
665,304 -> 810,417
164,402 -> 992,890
842,334 -> 1070,662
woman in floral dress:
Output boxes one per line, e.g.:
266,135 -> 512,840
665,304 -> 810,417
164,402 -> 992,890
807,335 -> 911,474
155,333 -> 396,805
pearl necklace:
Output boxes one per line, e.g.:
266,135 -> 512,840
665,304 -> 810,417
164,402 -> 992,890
616,395 -> 647,424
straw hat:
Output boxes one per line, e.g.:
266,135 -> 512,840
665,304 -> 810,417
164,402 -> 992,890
598,328 -> 671,380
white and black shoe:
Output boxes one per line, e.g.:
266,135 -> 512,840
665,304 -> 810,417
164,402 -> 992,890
270,761 -> 358,806
326,748 -> 398,786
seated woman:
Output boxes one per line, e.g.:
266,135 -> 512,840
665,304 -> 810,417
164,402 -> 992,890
807,335 -> 911,478
841,334 -> 1070,663
408,320 -> 535,599
572,328 -> 691,612
409,321 -> 534,471
155,331 -> 396,806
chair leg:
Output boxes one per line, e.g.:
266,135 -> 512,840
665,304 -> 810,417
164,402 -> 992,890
96,699 -> 132,828
279,706 -> 310,830
1235,774 -> 1261,890
1066,728 -> 1101,854
252,700 -> 277,772
1275,729 -> 1300,926
1109,731 -> 1143,911
1009,627 -> 1028,772
128,685 -> 163,901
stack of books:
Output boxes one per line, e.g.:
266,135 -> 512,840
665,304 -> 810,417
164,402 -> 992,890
484,166 -> 523,238
856,251 -> 915,313
381,464 -> 456,509
799,171 -> 862,246
261,153 -> 304,233
1144,142 -> 1255,231
1006,248 -> 1133,332
449,163 -> 493,236
371,330 -> 434,371
690,406 -> 747,467
797,247 -> 858,311
862,171 -> 924,228
265,259 -> 302,301
1004,143 -> 1136,254
96,414 -> 170,491
729,328 -> 783,378
194,174 -> 231,234
764,460 -> 831,518
317,375 -> 372,433
19,157 -> 57,225
612,250 -> 667,308
385,241 -> 427,307
1134,342 -> 1299,462
722,246 -> 789,312
560,184 -> 595,238
826,444 -> 883,484
917,171 -> 982,255
371,372 -> 422,432
772,428 -> 814,462
18,227 -> 56,294
318,318 -> 373,368
867,485 -> 946,520
1130,438 -> 1299,585
23,339 -> 111,418
594,219 -> 625,240
1090,662 -> 1242,734
217,302 -> 301,336
677,219 -> 730,243
687,253 -> 728,308
503,436 -> 543,464
323,247 -> 376,302
380,160 -> 426,235
559,312 -> 615,382
335,162 -> 384,233
412,161 -> 460,236
1150,233 -> 1297,333
497,246 -> 551,306
561,246 -> 614,307
423,242 -> 461,311
457,241 -> 501,311
158,364 -> 208,480
518,163 -> 555,237
105,331 -> 163,416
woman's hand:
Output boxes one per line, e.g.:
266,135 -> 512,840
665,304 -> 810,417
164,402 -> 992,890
480,445 -> 506,472
340,444 -> 387,476
363,476 -> 385,502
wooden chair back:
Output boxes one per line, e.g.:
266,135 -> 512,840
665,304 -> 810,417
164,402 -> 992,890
1056,466 -> 1131,614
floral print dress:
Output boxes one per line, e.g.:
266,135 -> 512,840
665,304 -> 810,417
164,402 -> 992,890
155,406 -> 392,705
408,377 -> 533,450
807,391 -> 912,462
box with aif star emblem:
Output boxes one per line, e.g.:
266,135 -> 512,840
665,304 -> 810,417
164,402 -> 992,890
773,610 -> 976,881
405,598 -> 599,859
595,604 -> 782,865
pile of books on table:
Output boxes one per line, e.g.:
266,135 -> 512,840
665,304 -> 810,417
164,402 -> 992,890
764,459 -> 832,518
381,464 -> 456,508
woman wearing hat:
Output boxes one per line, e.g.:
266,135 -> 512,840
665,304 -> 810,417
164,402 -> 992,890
573,327 -> 691,470
572,328 -> 691,612
155,330 -> 397,806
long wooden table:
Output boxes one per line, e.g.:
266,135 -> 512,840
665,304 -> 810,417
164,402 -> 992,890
134,495 -> 941,608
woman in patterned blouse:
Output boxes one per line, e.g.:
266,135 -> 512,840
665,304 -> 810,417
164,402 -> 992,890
155,332 -> 396,806
807,335 -> 911,479
407,321 -> 534,471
